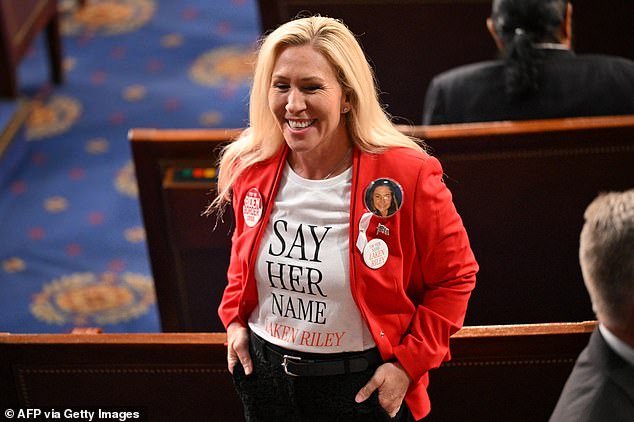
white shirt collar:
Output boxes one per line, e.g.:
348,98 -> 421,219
599,323 -> 634,366
533,42 -> 570,51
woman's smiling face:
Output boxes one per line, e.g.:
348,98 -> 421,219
268,44 -> 350,155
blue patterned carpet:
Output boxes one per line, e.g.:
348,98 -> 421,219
0,0 -> 259,333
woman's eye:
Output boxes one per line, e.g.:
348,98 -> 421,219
304,85 -> 321,92
273,83 -> 289,90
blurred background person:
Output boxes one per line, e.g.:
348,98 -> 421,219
550,189 -> 634,421
422,0 -> 634,125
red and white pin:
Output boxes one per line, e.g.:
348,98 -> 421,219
243,188 -> 263,227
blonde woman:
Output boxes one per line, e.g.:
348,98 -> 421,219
209,16 -> 477,421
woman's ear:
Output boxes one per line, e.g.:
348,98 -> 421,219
341,93 -> 352,114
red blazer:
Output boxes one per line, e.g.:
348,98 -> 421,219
219,145 -> 478,420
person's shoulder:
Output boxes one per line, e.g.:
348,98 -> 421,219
377,146 -> 427,160
550,373 -> 612,422
369,147 -> 439,172
573,53 -> 634,69
575,377 -> 632,422
431,60 -> 503,85
575,53 -> 634,63
428,60 -> 505,99
234,147 -> 285,187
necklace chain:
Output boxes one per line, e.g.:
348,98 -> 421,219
533,42 -> 569,50
323,146 -> 352,180
290,146 -> 353,180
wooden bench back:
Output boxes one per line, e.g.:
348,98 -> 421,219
130,128 -> 239,332
0,321 -> 596,422
129,115 -> 634,331
409,115 -> 634,324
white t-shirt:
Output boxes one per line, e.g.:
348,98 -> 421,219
248,163 -> 376,353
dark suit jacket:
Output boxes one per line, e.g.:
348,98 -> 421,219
549,328 -> 634,422
422,49 -> 634,124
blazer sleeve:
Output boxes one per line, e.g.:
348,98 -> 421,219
217,183 -> 246,329
393,155 -> 478,381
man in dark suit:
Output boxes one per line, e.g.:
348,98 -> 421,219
422,0 -> 634,125
549,189 -> 634,422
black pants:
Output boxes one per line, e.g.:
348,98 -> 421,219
231,335 -> 413,422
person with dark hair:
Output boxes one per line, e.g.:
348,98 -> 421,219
207,15 -> 478,422
549,189 -> 634,421
422,0 -> 634,125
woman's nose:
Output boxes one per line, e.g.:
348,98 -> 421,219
285,89 -> 306,113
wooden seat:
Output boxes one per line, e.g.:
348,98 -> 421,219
0,0 -> 63,98
0,321 -> 596,422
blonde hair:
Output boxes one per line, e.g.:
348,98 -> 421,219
207,16 -> 422,214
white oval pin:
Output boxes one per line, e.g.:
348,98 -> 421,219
363,238 -> 389,269
243,188 -> 263,227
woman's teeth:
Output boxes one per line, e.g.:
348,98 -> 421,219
288,120 -> 314,129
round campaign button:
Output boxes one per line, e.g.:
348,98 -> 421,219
364,178 -> 403,218
363,238 -> 389,269
243,188 -> 263,227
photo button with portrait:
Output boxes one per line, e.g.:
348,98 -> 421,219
364,178 -> 403,218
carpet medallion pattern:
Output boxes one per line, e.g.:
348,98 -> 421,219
0,0 -> 259,333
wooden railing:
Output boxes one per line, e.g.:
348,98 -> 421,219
0,321 -> 596,422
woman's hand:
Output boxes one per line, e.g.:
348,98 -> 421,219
355,361 -> 412,417
226,322 -> 253,375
